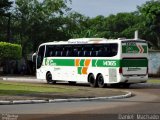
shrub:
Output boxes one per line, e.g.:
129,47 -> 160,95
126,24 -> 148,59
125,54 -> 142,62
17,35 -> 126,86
0,42 -> 22,60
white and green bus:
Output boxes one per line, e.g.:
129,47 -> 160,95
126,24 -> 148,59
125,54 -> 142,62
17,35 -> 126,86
36,38 -> 148,88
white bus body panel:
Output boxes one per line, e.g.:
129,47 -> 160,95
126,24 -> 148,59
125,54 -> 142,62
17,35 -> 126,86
36,38 -> 148,85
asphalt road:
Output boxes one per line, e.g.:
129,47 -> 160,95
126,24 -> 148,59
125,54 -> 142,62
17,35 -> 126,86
0,83 -> 160,120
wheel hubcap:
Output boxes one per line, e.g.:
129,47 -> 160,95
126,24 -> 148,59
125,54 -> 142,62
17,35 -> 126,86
98,76 -> 103,85
47,74 -> 52,82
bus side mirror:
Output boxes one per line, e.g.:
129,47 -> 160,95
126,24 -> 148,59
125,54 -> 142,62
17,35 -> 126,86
32,52 -> 37,63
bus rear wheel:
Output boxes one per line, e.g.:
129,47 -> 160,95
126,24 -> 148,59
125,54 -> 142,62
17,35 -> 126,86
97,74 -> 106,88
88,74 -> 97,87
46,72 -> 56,84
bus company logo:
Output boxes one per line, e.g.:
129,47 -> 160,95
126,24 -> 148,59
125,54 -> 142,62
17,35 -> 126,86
127,67 -> 141,71
126,47 -> 138,53
103,61 -> 116,66
45,59 -> 56,66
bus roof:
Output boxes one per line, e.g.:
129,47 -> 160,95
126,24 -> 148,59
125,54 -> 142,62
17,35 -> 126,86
39,38 -> 146,46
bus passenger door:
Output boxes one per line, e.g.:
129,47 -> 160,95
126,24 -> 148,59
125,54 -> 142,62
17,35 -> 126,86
36,45 -> 46,79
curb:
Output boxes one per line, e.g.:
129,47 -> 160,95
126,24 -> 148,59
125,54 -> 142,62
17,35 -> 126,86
1,77 -> 45,83
0,91 -> 132,105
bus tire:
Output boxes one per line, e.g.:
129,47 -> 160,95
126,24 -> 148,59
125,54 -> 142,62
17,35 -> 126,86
88,74 -> 97,87
97,74 -> 106,88
46,72 -> 56,84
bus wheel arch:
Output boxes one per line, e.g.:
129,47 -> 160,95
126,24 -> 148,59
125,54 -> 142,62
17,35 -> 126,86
46,71 -> 56,84
96,73 -> 106,88
88,73 -> 97,87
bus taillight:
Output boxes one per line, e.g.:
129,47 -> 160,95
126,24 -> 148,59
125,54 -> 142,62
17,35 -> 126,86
119,67 -> 123,74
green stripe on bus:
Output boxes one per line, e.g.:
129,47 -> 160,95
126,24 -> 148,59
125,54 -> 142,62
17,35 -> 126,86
78,67 -> 82,74
45,58 -> 74,66
80,59 -> 85,66
92,59 -> 120,67
92,59 -> 148,67
121,59 -> 148,67
44,58 -> 148,67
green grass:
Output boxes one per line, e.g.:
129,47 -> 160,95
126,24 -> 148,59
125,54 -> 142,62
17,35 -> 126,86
0,81 -> 77,96
148,79 -> 160,84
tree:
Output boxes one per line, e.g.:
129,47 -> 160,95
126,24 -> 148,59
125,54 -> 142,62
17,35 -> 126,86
65,12 -> 91,38
13,0 -> 71,55
0,0 -> 12,41
83,13 -> 143,39
9,0 -> 72,74
86,15 -> 106,37
138,0 -> 160,49
103,12 -> 141,38
0,0 -> 12,15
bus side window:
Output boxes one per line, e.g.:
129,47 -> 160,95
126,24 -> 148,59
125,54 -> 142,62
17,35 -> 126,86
109,44 -> 118,57
66,50 -> 71,56
61,51 -> 66,56
78,51 -> 83,57
46,45 -> 55,57
91,51 -> 96,57
98,49 -> 103,56
73,48 -> 78,57
112,44 -> 118,56
61,47 -> 66,56
65,46 -> 72,57
49,51 -> 53,57
84,51 -> 90,57
57,51 -> 61,56
103,45 -> 110,57
50,50 -> 55,57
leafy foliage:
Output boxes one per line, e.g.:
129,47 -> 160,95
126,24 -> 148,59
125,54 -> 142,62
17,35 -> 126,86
0,42 -> 22,60
138,0 -> 160,48
12,0 -> 71,55
0,0 -> 12,42
0,0 -> 12,15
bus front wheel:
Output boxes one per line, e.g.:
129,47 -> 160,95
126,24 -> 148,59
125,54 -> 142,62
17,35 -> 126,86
88,74 -> 97,87
46,72 -> 56,84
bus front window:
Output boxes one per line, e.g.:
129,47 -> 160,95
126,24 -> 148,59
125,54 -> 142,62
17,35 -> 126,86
37,46 -> 45,69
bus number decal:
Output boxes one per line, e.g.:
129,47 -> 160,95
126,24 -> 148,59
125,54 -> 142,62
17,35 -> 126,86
103,61 -> 116,67
92,60 -> 119,67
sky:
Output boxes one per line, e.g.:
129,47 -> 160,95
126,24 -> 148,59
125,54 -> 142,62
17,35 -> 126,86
68,0 -> 150,17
